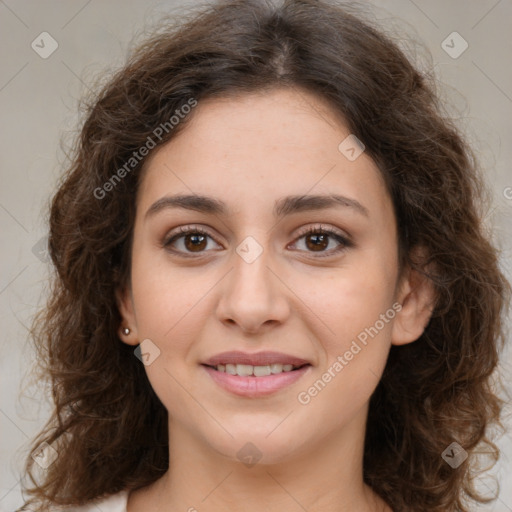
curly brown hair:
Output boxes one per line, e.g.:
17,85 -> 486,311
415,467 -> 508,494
18,0 -> 510,511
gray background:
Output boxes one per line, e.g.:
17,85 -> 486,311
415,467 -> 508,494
1,0 -> 511,510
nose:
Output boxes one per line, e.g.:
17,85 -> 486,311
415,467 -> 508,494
215,244 -> 291,335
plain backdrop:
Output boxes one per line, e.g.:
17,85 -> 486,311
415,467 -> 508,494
1,1 -> 511,510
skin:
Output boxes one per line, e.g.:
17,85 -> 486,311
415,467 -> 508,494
117,87 -> 435,512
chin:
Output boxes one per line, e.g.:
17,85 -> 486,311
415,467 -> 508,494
206,427 -> 307,467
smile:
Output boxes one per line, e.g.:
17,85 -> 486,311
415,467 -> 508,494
205,363 -> 308,377
201,363 -> 312,397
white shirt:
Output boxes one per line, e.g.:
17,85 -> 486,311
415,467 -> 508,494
60,489 -> 129,511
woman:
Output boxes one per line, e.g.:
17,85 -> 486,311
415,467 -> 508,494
18,0 -> 510,511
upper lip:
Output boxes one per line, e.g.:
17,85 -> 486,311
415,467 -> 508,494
202,351 -> 311,367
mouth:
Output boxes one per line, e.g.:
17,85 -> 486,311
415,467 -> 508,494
200,351 -> 313,396
201,362 -> 311,377
201,360 -> 313,397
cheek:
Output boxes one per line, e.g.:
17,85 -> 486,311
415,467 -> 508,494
295,275 -> 396,430
129,254 -> 208,411
299,255 -> 396,342
293,248 -> 397,403
129,247 -> 203,354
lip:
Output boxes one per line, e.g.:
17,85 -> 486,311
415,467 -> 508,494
202,364 -> 312,397
202,350 -> 311,367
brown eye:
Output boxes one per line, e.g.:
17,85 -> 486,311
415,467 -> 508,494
291,225 -> 352,257
163,226 -> 221,256
183,233 -> 208,252
304,232 -> 329,251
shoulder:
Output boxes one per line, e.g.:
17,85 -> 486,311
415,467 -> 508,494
58,489 -> 130,512
16,489 -> 130,512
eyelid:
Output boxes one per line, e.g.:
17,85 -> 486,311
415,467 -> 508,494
293,223 -> 352,244
162,224 -> 221,248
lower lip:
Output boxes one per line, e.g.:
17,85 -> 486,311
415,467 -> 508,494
202,364 -> 312,397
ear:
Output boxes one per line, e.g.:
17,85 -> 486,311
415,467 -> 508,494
391,247 -> 437,346
115,284 -> 139,346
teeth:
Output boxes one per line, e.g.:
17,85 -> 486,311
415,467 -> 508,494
215,363 -> 300,376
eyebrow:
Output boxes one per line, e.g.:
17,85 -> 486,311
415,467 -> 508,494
145,193 -> 369,220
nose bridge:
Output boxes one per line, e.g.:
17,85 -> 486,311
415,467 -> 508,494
216,235 -> 289,332
233,242 -> 272,297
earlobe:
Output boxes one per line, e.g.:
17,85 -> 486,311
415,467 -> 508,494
391,250 -> 437,346
115,285 -> 139,346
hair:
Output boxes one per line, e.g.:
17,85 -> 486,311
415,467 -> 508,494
18,0 -> 510,511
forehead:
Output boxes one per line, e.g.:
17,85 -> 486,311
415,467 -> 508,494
136,87 -> 391,221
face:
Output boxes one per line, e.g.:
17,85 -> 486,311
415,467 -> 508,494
118,87 -> 432,465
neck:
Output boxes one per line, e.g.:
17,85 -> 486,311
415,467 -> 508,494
127,403 -> 391,512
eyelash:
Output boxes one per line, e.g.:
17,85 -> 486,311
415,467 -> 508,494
162,224 -> 352,259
